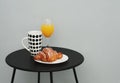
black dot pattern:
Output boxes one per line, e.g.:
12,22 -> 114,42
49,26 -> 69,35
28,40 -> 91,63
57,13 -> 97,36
28,34 -> 42,56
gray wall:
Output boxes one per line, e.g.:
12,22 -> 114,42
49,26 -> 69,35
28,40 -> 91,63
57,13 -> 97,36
0,0 -> 120,83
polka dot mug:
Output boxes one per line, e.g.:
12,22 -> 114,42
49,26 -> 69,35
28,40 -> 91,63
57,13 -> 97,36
22,30 -> 42,56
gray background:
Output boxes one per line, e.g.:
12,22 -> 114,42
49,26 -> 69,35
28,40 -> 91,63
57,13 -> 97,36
0,0 -> 120,83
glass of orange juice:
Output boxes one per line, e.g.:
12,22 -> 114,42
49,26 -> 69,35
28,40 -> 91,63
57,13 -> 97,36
41,19 -> 54,46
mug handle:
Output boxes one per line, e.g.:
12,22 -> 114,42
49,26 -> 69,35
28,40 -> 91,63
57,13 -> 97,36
22,37 -> 30,52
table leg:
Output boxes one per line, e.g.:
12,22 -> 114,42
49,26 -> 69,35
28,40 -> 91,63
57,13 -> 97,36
50,72 -> 53,83
73,67 -> 79,83
11,68 -> 16,83
38,72 -> 40,83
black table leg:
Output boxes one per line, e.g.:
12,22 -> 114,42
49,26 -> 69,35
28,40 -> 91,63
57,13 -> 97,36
73,67 -> 79,83
38,72 -> 40,83
11,68 -> 16,83
50,72 -> 53,83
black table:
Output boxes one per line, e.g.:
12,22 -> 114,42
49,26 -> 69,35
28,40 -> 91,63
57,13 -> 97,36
6,47 -> 84,83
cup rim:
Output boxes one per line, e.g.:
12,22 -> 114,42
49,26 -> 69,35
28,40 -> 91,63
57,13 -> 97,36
28,30 -> 42,35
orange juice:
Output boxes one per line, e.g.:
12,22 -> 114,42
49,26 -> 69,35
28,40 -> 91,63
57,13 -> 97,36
41,24 -> 54,38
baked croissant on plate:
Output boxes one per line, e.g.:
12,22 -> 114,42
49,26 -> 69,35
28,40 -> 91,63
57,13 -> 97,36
34,47 -> 63,62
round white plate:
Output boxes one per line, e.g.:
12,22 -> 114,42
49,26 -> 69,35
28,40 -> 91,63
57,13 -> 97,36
34,54 -> 69,64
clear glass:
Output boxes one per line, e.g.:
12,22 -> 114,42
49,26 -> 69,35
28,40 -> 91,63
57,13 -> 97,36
41,19 -> 54,47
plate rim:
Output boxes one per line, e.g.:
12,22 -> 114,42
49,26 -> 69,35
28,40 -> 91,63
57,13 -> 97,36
34,54 -> 69,64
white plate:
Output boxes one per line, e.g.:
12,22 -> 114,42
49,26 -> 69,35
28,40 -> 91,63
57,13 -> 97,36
34,54 -> 69,64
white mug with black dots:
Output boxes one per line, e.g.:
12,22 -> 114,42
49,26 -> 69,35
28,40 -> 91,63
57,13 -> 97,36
22,30 -> 42,56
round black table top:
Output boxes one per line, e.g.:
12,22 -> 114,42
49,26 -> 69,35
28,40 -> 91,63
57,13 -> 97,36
6,47 -> 84,72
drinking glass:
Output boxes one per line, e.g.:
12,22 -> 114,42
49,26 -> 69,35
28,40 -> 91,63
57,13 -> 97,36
41,19 -> 54,47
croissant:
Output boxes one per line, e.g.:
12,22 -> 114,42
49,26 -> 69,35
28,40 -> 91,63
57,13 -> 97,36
34,47 -> 63,62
